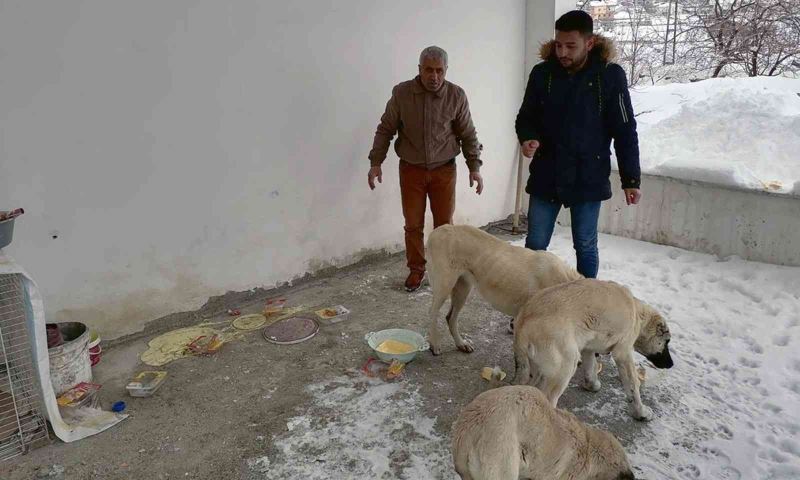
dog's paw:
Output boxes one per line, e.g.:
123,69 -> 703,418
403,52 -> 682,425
582,379 -> 601,392
631,404 -> 654,422
457,339 -> 475,354
429,343 -> 443,356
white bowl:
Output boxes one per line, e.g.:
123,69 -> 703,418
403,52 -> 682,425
364,328 -> 429,363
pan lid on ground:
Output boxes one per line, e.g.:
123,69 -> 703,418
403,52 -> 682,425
262,316 -> 319,345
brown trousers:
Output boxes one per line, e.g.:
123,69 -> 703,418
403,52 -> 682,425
399,160 -> 456,273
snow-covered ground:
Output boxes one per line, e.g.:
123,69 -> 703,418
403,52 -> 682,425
249,228 -> 800,479
248,375 -> 455,479
627,76 -> 800,194
547,228 -> 800,480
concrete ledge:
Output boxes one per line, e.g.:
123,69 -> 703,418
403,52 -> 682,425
557,173 -> 800,266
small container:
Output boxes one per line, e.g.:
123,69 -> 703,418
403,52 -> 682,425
88,333 -> 102,366
88,331 -> 101,349
0,217 -> 15,250
90,349 -> 102,366
314,305 -> 351,325
126,371 -> 167,397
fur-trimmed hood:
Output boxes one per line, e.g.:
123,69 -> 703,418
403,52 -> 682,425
539,34 -> 617,63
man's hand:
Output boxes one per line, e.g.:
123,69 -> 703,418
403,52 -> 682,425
469,171 -> 484,195
368,166 -> 382,190
624,188 -> 642,205
521,140 -> 540,158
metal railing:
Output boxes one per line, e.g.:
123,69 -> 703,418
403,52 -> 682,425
0,274 -> 49,462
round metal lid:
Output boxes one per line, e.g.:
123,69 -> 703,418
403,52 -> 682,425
262,316 -> 319,345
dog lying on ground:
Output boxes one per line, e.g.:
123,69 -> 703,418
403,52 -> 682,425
452,384 -> 636,480
426,224 -> 582,355
513,278 -> 674,421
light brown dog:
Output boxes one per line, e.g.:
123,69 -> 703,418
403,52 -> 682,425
452,385 -> 635,480
426,225 -> 581,355
513,279 -> 674,421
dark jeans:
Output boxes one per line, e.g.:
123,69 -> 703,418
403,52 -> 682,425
525,196 -> 601,278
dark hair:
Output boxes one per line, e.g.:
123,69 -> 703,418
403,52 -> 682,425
555,10 -> 594,36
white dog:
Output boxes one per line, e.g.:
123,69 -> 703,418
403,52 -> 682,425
513,279 -> 674,421
426,224 -> 581,355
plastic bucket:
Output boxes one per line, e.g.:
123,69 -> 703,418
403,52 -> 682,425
0,217 -> 14,250
46,323 -> 64,348
48,322 -> 93,396
89,343 -> 102,367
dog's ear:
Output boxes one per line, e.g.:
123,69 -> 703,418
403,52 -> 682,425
640,304 -> 668,335
636,301 -> 655,325
650,313 -> 671,342
634,303 -> 668,356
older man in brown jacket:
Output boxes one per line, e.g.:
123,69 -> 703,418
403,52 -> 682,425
368,46 -> 485,292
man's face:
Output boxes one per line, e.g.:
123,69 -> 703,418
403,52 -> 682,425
554,30 -> 594,72
418,57 -> 447,91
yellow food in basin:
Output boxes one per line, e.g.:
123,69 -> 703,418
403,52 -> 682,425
375,339 -> 415,355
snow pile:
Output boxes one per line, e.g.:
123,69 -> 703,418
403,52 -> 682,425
627,76 -> 800,194
248,374 -> 456,479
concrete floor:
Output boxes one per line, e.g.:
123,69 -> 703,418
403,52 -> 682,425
1,229 -> 658,480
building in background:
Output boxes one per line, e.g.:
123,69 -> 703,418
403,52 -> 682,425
587,0 -> 618,20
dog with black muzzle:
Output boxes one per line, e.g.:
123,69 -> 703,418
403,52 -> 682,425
513,279 -> 674,421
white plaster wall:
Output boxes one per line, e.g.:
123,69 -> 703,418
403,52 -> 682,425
0,1 -> 532,339
516,0 -> 576,217
557,174 -> 800,267
525,0 -> 575,75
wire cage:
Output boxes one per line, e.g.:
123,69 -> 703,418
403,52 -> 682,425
0,273 -> 49,462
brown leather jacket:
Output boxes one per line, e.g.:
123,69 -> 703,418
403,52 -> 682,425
369,76 -> 483,172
